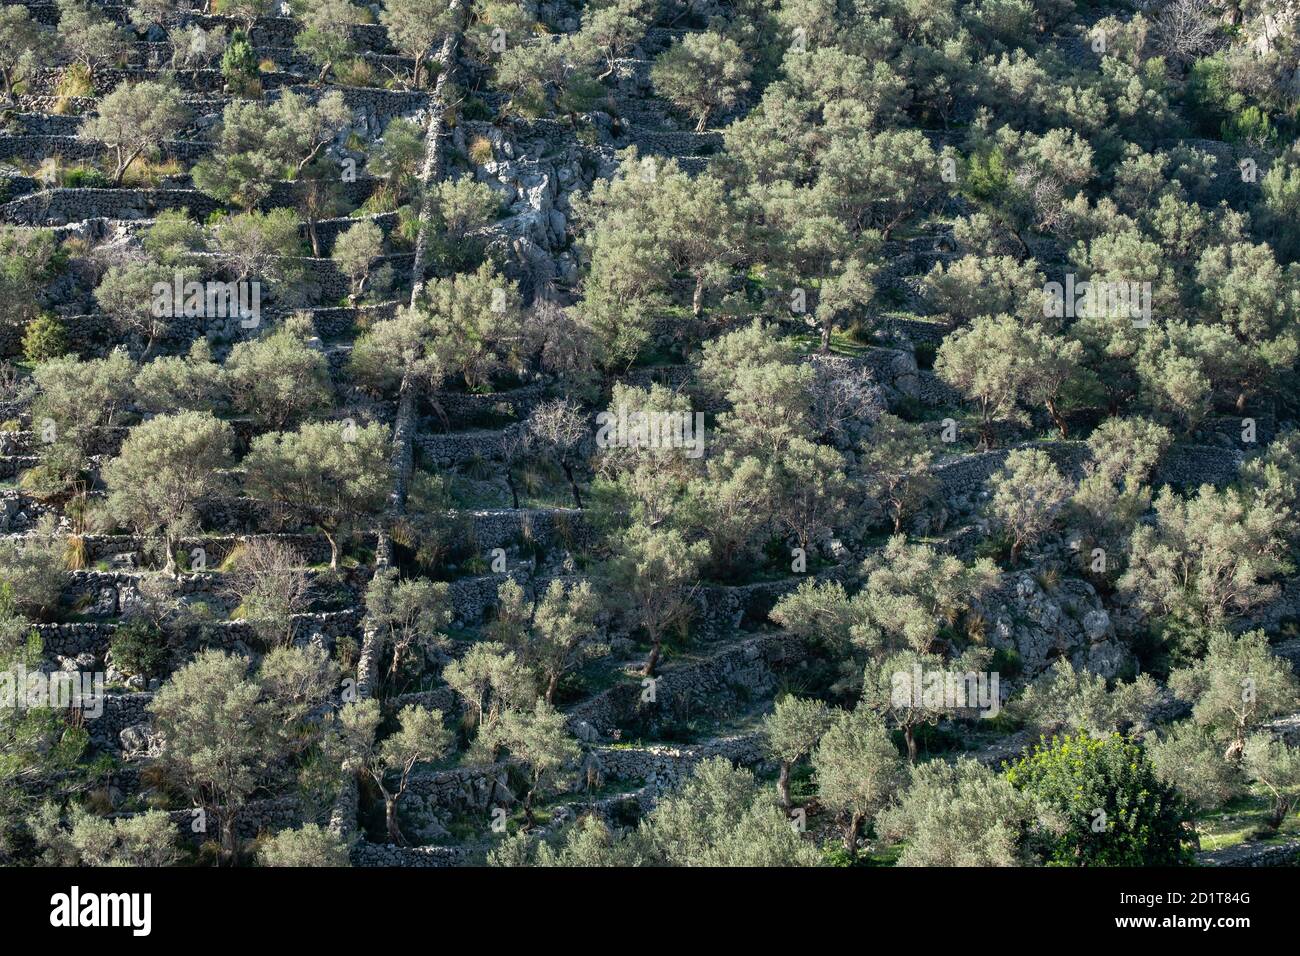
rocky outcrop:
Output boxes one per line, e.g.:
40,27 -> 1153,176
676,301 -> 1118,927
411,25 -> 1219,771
981,572 -> 1128,679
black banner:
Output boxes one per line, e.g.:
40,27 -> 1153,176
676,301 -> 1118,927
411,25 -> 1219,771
0,865 -> 1284,942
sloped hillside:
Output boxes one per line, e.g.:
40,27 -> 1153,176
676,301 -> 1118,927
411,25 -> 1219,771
2,0 -> 1300,869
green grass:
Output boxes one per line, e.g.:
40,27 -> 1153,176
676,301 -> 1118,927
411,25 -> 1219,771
1196,790 -> 1300,851
790,328 -> 879,356
862,842 -> 903,866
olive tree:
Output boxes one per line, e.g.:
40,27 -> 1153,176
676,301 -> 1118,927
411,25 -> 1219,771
56,0 -> 128,80
529,579 -> 605,703
496,700 -> 580,826
488,814 -> 643,867
694,326 -> 812,455
415,264 -> 524,391
294,0 -> 364,83
332,220 -> 385,303
296,159 -> 348,258
1119,485 -> 1289,633
770,437 -> 852,553
1168,629 -> 1298,762
771,539 -> 999,693
143,209 -> 208,267
103,411 -> 234,575
919,254 -> 1047,327
1243,734 -> 1300,831
1147,720 -> 1245,812
368,117 -> 426,201
761,695 -> 831,808
422,176 -> 503,271
193,92 -> 350,208
1194,241 -> 1299,411
637,757 -> 818,866
857,536 -> 1001,655
574,0 -> 653,80
257,823 -> 350,866
936,314 -> 1083,446
571,155 -> 741,364
134,340 -> 229,414
811,706 -> 904,851
0,228 -> 66,329
169,24 -> 229,70
79,78 -> 188,185
987,448 -> 1075,562
594,382 -> 702,529
606,523 -> 708,676
753,182 -> 879,352
1011,658 -> 1160,738
29,350 -> 135,486
443,642 -> 535,752
380,0 -> 456,88
878,758 -> 1036,866
861,648 -> 986,764
0,6 -> 55,96
364,569 -> 451,685
816,129 -> 950,239
494,34 -> 602,121
150,647 -> 336,860
0,532 -> 66,620
243,420 -> 391,569
495,579 -> 603,704
95,259 -> 200,359
348,308 -> 447,397
859,413 -> 938,534
333,700 -> 453,845
651,30 -> 752,132
216,0 -> 275,31
31,804 -> 181,867
225,319 -> 333,429
210,208 -> 309,295
1070,417 -> 1172,570
127,0 -> 176,33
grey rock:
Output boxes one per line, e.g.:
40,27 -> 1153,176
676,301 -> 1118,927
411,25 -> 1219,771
120,722 -> 163,758
1082,609 -> 1111,641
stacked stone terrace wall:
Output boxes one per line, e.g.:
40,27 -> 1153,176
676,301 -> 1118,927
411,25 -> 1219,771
425,381 -> 554,428
36,608 -> 361,662
23,65 -> 300,97
1,177 -> 382,226
457,507 -> 590,554
0,134 -> 211,166
1,186 -> 224,225
68,531 -> 344,566
1197,840 -> 1300,866
88,691 -> 152,751
567,632 -> 806,740
932,440 -> 1244,508
160,795 -> 306,843
592,732 -> 770,789
351,842 -> 472,866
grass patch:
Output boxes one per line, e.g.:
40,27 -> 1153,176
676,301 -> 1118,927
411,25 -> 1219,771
53,65 -> 93,114
120,156 -> 185,188
1197,790 -> 1300,851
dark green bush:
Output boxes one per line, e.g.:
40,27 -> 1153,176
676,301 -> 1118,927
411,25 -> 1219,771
22,314 -> 68,363
109,618 -> 169,680
1005,731 -> 1196,866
